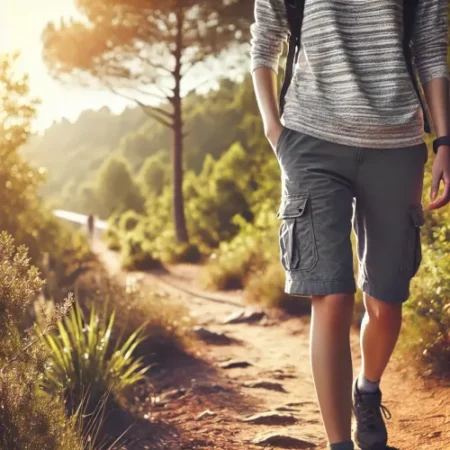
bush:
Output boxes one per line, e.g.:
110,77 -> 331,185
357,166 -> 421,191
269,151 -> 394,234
73,263 -> 195,362
401,210 -> 450,375
0,232 -> 82,450
202,214 -> 275,291
120,288 -> 196,360
121,232 -> 162,271
152,234 -> 202,264
245,261 -> 311,314
42,300 -> 151,415
119,210 -> 142,232
104,214 -> 122,251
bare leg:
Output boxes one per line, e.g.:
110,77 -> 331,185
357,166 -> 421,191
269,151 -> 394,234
359,294 -> 402,383
310,293 -> 354,444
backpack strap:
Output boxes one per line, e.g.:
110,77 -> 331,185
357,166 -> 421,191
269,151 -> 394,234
279,0 -> 305,116
403,0 -> 431,133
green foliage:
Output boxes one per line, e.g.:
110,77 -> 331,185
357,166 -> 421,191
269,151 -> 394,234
43,300 -> 151,414
137,152 -> 168,196
0,232 -> 82,450
96,154 -> 145,218
119,210 -> 142,232
0,233 -> 44,336
401,144 -> 450,375
104,214 -> 122,251
120,231 -> 162,271
202,211 -> 277,290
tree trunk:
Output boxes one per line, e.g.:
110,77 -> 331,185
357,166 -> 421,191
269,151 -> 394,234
172,7 -> 189,244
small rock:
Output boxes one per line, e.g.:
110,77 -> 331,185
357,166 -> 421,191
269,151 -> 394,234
242,411 -> 297,425
252,433 -> 317,448
220,359 -> 252,369
223,308 -> 265,324
196,410 -> 217,420
270,369 -> 297,380
428,431 -> 442,438
244,380 -> 287,393
193,326 -> 232,344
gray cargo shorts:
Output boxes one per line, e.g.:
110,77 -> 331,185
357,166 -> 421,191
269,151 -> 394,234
275,127 -> 428,304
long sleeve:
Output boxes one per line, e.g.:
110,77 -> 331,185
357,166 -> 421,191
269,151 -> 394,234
412,0 -> 449,85
250,0 -> 289,74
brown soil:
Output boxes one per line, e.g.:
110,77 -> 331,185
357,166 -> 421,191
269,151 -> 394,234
96,242 -> 450,450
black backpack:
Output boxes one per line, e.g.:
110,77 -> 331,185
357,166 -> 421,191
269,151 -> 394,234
279,0 -> 431,133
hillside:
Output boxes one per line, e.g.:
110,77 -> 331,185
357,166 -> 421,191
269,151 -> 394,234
22,106 -> 149,201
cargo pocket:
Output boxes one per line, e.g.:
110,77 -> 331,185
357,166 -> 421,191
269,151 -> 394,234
400,204 -> 425,278
277,194 -> 318,272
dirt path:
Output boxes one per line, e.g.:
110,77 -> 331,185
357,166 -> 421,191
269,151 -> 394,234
95,241 -> 450,450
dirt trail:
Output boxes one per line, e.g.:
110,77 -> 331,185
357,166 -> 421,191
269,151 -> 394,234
96,241 -> 450,450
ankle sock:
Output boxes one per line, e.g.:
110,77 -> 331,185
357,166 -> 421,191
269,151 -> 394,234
329,440 -> 354,450
358,373 -> 380,393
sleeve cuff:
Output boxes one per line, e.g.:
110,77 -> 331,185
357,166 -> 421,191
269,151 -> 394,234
250,58 -> 280,75
419,67 -> 449,86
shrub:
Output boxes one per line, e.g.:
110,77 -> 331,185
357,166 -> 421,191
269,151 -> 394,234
401,211 -> 450,375
104,214 -> 122,251
202,215 -> 275,291
74,266 -> 195,362
0,232 -> 82,450
154,237 -> 202,264
121,232 -> 162,271
245,261 -> 311,314
42,300 -> 151,415
119,210 -> 142,232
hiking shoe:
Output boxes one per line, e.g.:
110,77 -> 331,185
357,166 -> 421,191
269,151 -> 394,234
352,377 -> 392,450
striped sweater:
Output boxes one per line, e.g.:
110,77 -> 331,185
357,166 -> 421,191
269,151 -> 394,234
250,0 -> 449,148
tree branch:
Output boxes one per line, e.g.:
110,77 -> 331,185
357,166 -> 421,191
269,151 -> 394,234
133,87 -> 167,102
138,105 -> 174,128
108,86 -> 174,128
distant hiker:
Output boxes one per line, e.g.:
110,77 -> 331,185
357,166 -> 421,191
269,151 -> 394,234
87,214 -> 95,245
251,1 -> 449,450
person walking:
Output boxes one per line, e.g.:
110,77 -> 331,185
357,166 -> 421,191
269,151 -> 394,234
250,1 -> 449,449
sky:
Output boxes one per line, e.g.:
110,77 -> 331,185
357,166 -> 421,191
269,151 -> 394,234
1,0 -> 132,132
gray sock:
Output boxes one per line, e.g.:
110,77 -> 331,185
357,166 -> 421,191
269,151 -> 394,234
358,373 -> 380,393
329,440 -> 354,450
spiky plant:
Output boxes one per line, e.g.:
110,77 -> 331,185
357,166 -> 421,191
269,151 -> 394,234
42,300 -> 150,415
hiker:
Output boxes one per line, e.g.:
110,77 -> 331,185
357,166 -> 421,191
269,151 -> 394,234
87,214 -> 95,245
251,1 -> 449,449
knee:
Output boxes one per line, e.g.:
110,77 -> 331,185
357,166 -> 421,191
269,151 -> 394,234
312,293 -> 354,327
364,296 -> 402,325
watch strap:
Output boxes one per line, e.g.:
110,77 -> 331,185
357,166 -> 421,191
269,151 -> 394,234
432,136 -> 450,154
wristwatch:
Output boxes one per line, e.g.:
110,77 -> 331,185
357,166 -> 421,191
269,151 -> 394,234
432,136 -> 450,155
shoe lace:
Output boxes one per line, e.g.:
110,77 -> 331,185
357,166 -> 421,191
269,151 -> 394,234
358,399 -> 392,430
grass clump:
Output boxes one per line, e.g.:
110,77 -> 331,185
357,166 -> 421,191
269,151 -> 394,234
42,300 -> 151,415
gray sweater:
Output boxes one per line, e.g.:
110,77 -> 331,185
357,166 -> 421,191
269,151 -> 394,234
250,0 -> 449,148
